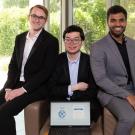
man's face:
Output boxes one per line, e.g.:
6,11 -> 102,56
64,32 -> 82,54
107,13 -> 127,38
28,7 -> 47,31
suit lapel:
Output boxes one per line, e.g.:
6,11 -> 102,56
27,30 -> 44,62
77,53 -> 83,82
126,38 -> 135,64
18,34 -> 26,69
27,37 -> 40,61
106,34 -> 127,73
63,53 -> 71,83
126,38 -> 135,84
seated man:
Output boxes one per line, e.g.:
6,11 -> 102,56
90,5 -> 135,135
0,5 -> 59,135
49,25 -> 101,122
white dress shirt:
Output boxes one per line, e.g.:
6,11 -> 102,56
67,52 -> 80,98
20,29 -> 42,81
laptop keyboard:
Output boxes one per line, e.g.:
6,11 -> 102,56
49,127 -> 91,135
49,127 -> 66,135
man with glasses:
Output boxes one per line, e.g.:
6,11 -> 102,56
0,5 -> 59,135
49,25 -> 101,123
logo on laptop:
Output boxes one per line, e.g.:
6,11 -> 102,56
58,109 -> 66,119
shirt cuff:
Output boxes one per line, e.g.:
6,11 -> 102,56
21,87 -> 27,93
68,85 -> 73,96
5,88 -> 12,91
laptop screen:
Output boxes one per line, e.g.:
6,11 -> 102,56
50,102 -> 90,126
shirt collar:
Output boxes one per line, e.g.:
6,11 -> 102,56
26,29 -> 42,40
109,32 -> 126,45
67,52 -> 80,64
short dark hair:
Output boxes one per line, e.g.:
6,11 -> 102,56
29,5 -> 48,19
63,25 -> 85,41
107,5 -> 127,20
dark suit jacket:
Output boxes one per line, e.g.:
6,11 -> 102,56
90,33 -> 135,106
49,52 -> 98,101
3,29 -> 59,96
49,52 -> 101,121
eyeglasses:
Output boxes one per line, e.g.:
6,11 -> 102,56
64,38 -> 82,45
30,14 -> 46,20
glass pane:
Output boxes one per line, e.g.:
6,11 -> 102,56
0,0 -> 29,56
50,0 -> 61,41
73,0 -> 107,53
120,1 -> 135,39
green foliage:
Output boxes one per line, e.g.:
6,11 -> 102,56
50,12 -> 60,40
0,0 -> 106,55
74,0 -> 106,53
113,0 -> 120,5
50,23 -> 60,40
3,0 -> 29,8
0,8 -> 28,55
50,0 -> 60,12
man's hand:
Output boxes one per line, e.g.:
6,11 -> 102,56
5,88 -> 26,102
72,82 -> 89,92
126,95 -> 135,110
5,89 -> 12,101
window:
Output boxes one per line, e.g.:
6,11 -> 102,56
115,0 -> 135,39
73,0 -> 106,53
50,0 -> 61,41
0,0 -> 28,56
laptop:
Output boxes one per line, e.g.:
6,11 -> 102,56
48,101 -> 91,135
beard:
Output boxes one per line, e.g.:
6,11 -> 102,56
109,26 -> 126,38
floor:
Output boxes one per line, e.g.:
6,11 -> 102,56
0,71 -> 25,135
15,111 -> 25,135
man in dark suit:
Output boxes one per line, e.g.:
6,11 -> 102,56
90,5 -> 135,135
0,5 -> 59,135
49,25 -> 101,122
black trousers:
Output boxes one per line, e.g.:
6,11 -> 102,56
0,82 -> 47,135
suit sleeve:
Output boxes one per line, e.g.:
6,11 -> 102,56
90,44 -> 130,99
87,63 -> 99,98
3,36 -> 19,89
48,61 -> 69,100
74,56 -> 98,100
